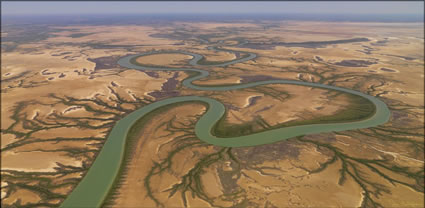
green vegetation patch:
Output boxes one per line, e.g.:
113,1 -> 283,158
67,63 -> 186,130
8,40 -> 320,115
196,54 -> 250,65
213,93 -> 376,138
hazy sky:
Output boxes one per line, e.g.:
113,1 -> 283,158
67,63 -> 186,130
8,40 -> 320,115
2,1 -> 424,15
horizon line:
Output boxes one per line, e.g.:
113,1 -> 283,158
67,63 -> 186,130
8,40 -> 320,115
3,12 -> 423,16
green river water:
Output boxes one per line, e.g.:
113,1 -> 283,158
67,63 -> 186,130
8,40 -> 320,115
60,47 -> 390,207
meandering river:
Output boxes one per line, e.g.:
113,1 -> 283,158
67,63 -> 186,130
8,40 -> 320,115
61,47 -> 390,207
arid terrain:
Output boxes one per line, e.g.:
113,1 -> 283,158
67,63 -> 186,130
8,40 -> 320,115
1,18 -> 424,207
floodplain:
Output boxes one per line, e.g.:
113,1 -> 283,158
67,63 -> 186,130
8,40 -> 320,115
1,16 -> 424,208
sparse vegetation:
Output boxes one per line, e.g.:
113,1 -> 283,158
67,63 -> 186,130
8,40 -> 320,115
2,18 -> 423,208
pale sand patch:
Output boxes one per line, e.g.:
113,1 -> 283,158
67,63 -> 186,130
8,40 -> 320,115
350,160 -> 423,206
120,103 -> 136,111
13,140 -> 101,153
185,191 -> 211,207
169,147 -> 205,176
385,91 -> 424,107
1,191 -> 6,199
1,133 -> 16,149
48,199 -> 63,205
332,135 -> 390,160
1,151 -> 82,172
1,67 -> 167,131
220,90 -> 264,109
51,184 -> 74,195
201,50 -> 237,62
291,160 -> 363,207
290,144 -> 334,171
243,95 -> 260,108
1,182 -> 8,199
1,189 -> 41,206
1,182 -> 8,188
267,86 -> 348,124
371,146 -> 424,165
372,163 -> 420,187
241,159 -> 363,207
220,84 -> 349,126
1,51 -> 95,74
241,169 -> 283,187
31,127 -> 106,140
200,166 -> 223,198
378,184 -> 424,207
135,53 -> 192,66
51,172 -> 83,184
192,76 -> 242,86
48,25 -> 178,45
